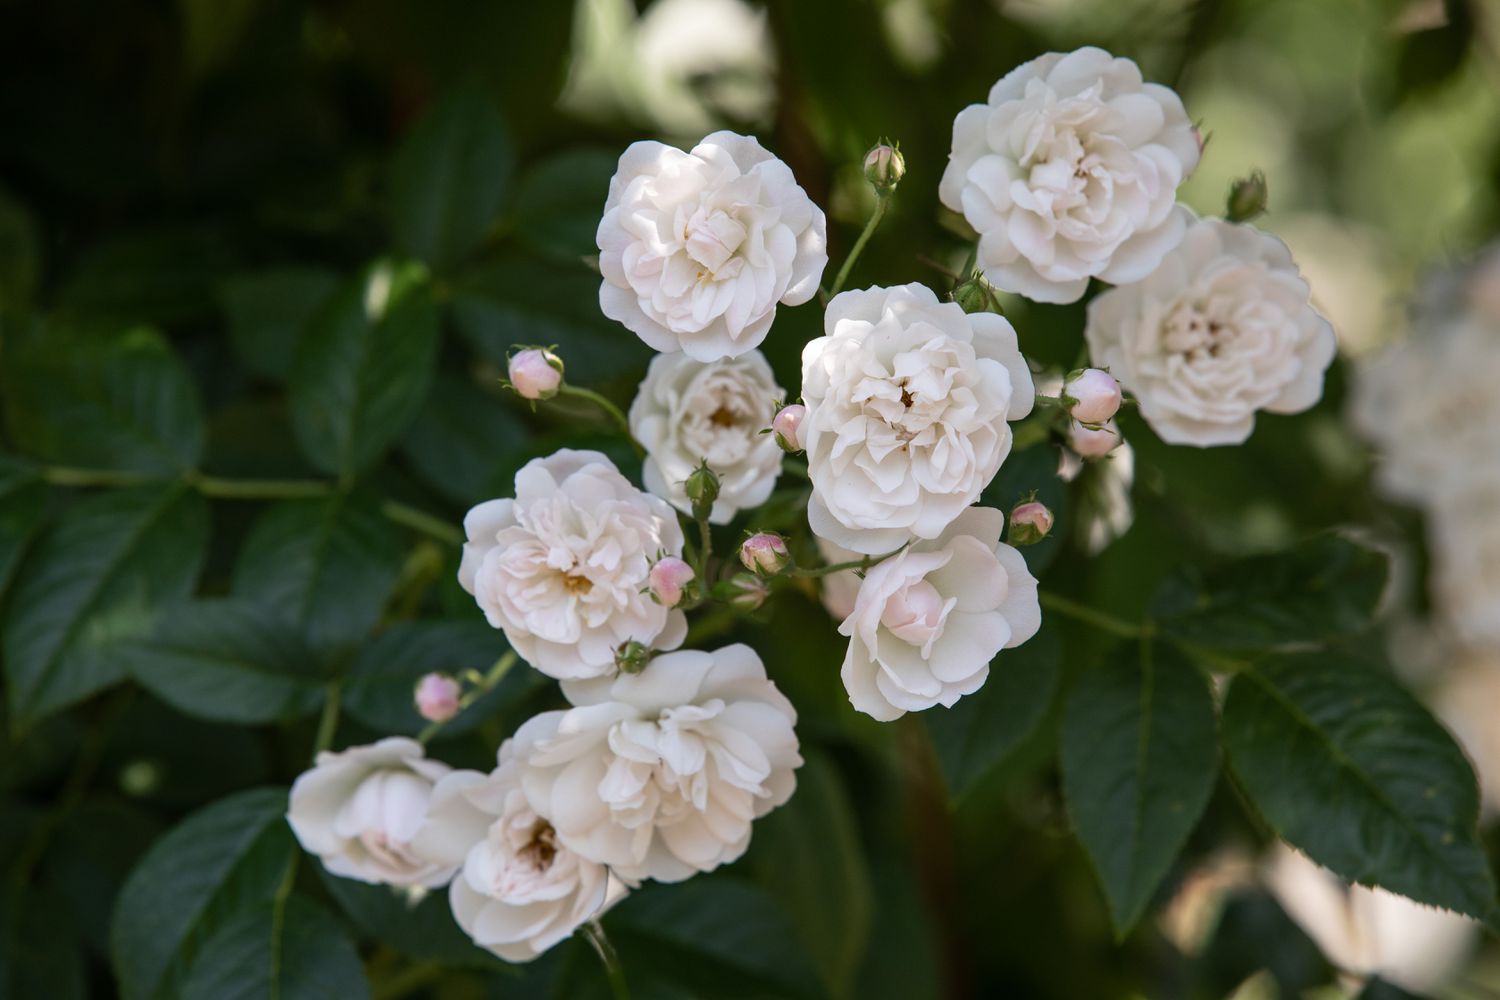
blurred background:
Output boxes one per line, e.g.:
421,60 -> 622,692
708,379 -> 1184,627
2,0 -> 1499,998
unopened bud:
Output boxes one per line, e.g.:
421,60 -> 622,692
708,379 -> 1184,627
863,142 -> 905,194
1226,171 -> 1268,223
648,556 -> 695,608
740,532 -> 791,575
684,460 -> 720,522
1008,501 -> 1054,546
508,348 -> 564,401
1062,368 -> 1123,425
952,271 -> 1003,315
723,572 -> 769,612
1068,419 -> 1123,459
615,640 -> 652,675
772,404 -> 805,453
414,672 -> 462,723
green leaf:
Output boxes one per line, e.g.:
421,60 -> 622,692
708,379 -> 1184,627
288,259 -> 440,478
927,621 -> 1061,801
2,324 -> 205,475
219,267 -> 339,382
510,147 -> 618,261
180,895 -> 371,1000
981,441 -> 1070,576
746,752 -> 872,999
0,182 -> 40,306
231,494 -> 404,651
399,373 -> 528,505
342,620 -> 540,738
119,598 -> 322,724
316,865 -> 501,969
110,787 -> 294,1000
1222,653 -> 1500,927
3,484 -> 209,730
1060,642 -> 1218,936
388,85 -> 514,270
1154,535 -> 1388,652
0,455 -> 45,599
1,888 -> 87,1000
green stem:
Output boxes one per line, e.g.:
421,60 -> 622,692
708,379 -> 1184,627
1039,591 -> 1148,639
371,961 -> 443,1000
192,474 -> 333,500
694,515 -> 713,585
559,385 -> 642,455
41,466 -> 153,488
583,921 -> 630,1000
419,650 -> 519,744
787,555 -> 872,579
381,500 -> 463,546
828,194 -> 890,299
314,680 -> 342,753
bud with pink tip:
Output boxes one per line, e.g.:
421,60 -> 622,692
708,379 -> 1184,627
414,672 -> 462,723
508,348 -> 564,401
772,404 -> 805,453
1068,419 -> 1123,459
1063,368 -> 1122,425
863,142 -> 905,194
648,556 -> 695,608
1008,501 -> 1054,546
740,532 -> 791,575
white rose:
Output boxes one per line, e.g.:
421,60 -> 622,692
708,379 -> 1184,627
629,349 -> 783,523
287,737 -> 454,888
1085,217 -> 1336,447
411,752 -> 626,963
939,46 -> 1201,304
513,644 -> 800,883
459,449 -> 687,681
801,283 -> 1035,554
838,507 -> 1040,721
597,131 -> 827,361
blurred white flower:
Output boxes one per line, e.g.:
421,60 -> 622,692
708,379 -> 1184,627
1431,649 -> 1500,815
459,450 -> 687,681
839,507 -> 1040,721
514,644 -> 801,883
629,350 -> 783,523
287,737 -> 454,888
1058,438 -> 1135,555
940,46 -> 1201,304
1086,217 -> 1336,447
597,131 -> 826,361
412,753 -> 626,962
1264,845 -> 1477,994
801,283 -> 1035,554
816,535 -> 863,622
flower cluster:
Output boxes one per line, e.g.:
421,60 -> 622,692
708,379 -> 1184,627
287,46 -> 1339,967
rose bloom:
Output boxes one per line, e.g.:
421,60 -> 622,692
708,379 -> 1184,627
1085,217 -> 1336,447
597,131 -> 826,361
412,750 -> 626,962
287,737 -> 455,888
839,507 -> 1040,721
628,350 -> 783,523
513,644 -> 801,883
801,283 -> 1034,554
460,450 -> 687,681
940,46 -> 1201,304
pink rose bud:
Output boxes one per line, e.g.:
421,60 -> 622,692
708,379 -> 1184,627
508,348 -> 564,401
772,404 -> 805,453
1063,368 -> 1122,425
648,556 -> 695,608
1068,419 -> 1122,459
863,142 -> 906,194
414,672 -> 461,723
1008,501 -> 1054,546
740,532 -> 791,575
724,572 -> 770,611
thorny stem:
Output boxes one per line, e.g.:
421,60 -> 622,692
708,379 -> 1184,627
828,194 -> 890,299
418,650 -> 519,744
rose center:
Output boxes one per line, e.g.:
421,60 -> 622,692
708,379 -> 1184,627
881,579 -> 948,646
563,572 -> 593,596
1162,302 -> 1232,360
710,405 -> 740,428
518,820 -> 558,872
684,208 -> 748,276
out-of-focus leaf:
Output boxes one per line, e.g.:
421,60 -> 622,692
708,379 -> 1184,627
231,494 -> 403,652
927,621 -> 1061,801
0,887 -> 87,1000
0,455 -> 45,599
746,753 -> 871,999
510,147 -> 617,261
219,267 -> 339,382
110,787 -> 293,1000
388,85 -> 514,270
119,598 -> 322,724
288,259 -> 440,478
1222,654 -> 1500,928
1154,535 -> 1388,652
2,324 -> 205,475
0,183 -> 39,306
180,894 -> 370,1000
41,797 -> 161,953
399,373 -> 529,505
58,227 -> 236,326
3,485 -> 208,731
316,866 -> 502,969
342,620 -> 540,738
1060,642 -> 1218,936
